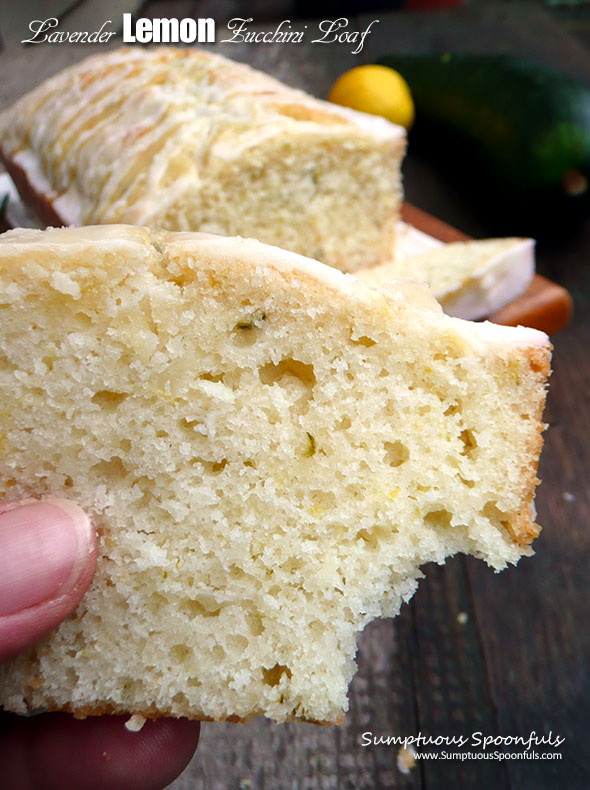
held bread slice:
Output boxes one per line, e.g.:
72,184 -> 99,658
359,234 -> 535,320
0,46 -> 404,272
0,226 -> 550,724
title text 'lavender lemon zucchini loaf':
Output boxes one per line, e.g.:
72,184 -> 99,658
0,226 -> 550,724
0,47 -> 405,272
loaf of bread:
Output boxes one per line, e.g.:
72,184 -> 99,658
0,47 -> 405,272
0,226 -> 550,724
361,233 -> 535,320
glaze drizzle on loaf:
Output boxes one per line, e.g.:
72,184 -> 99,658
0,48 -> 405,272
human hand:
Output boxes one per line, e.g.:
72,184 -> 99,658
0,499 -> 200,789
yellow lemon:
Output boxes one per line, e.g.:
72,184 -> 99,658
327,64 -> 415,130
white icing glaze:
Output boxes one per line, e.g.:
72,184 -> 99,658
440,239 -> 535,321
466,319 -> 549,348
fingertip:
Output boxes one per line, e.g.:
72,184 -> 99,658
0,712 -> 200,790
0,498 -> 97,661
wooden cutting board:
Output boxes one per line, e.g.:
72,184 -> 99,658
402,203 -> 573,335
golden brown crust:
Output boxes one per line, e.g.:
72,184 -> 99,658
18,699 -> 342,726
504,341 -> 552,546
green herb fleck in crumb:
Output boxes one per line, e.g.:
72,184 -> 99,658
304,432 -> 316,457
235,312 -> 267,331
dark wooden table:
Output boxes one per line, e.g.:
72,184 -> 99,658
0,3 -> 588,788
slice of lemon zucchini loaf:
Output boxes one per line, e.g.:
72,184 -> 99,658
0,226 -> 550,724
0,46 -> 404,272
359,235 -> 535,320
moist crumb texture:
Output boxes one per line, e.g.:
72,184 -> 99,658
0,47 -> 405,272
0,226 -> 551,724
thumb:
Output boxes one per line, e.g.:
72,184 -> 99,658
0,499 -> 97,662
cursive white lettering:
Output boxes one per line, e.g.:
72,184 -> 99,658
22,17 -> 116,45
22,17 -> 59,44
311,17 -> 378,55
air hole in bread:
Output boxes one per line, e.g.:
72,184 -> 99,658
247,611 -> 265,636
350,334 -> 376,348
199,372 -> 225,383
357,524 -> 394,547
189,457 -> 228,475
459,429 -> 477,456
90,456 -> 127,480
74,312 -> 93,327
383,440 -> 410,467
262,663 -> 292,687
309,490 -> 337,513
183,596 -> 222,619
211,459 -> 228,473
168,271 -> 196,289
232,312 -> 266,346
481,501 -> 510,531
180,417 -> 203,432
170,644 -> 192,664
259,357 -> 316,394
91,390 -> 129,409
424,509 -> 453,529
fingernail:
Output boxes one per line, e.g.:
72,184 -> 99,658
0,499 -> 93,617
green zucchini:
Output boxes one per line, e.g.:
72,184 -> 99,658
377,53 -> 590,226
